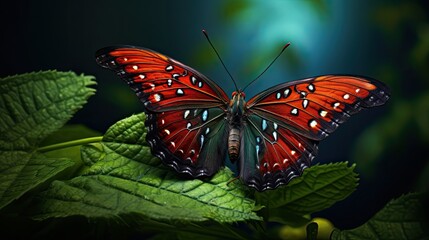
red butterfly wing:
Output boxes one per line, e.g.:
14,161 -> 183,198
96,46 -> 229,177
242,75 -> 389,190
240,116 -> 318,190
247,75 -> 389,140
96,46 -> 229,111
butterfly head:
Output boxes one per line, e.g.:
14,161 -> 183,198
231,91 -> 246,99
230,91 -> 246,116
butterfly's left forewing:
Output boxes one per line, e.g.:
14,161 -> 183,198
243,75 -> 389,191
96,46 -> 230,177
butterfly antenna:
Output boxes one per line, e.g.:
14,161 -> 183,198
242,42 -> 291,92
202,30 -> 239,91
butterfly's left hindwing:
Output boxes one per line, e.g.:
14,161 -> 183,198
240,115 -> 318,191
96,46 -> 230,177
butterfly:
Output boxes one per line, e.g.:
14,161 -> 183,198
95,43 -> 390,191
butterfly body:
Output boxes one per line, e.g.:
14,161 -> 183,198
96,45 -> 390,191
227,91 -> 246,161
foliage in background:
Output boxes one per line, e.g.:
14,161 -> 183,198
351,1 -> 429,194
0,71 -> 427,239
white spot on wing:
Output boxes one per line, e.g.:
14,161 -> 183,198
262,119 -> 268,131
132,65 -> 138,70
284,88 -> 291,98
333,102 -> 340,109
184,110 -> 190,119
320,110 -> 328,117
170,141 -> 176,147
343,94 -> 350,100
273,131 -> 278,141
202,110 -> 208,122
310,120 -> 318,128
303,99 -> 309,109
291,108 -> 298,115
164,129 -> 170,135
154,94 -> 161,102
172,73 -> 180,79
166,65 -> 174,71
355,88 -> 360,93
176,89 -> 184,95
139,74 -> 145,79
200,134 -> 205,147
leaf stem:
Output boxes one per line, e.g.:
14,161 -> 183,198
37,136 -> 103,152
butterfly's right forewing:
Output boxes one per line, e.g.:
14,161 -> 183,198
96,46 -> 230,177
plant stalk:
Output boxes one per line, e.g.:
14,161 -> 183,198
37,136 -> 103,152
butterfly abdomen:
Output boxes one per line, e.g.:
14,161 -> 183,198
228,127 -> 241,161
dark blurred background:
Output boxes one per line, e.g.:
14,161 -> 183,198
1,0 -> 428,230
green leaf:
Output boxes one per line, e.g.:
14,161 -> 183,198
0,71 -> 96,210
0,71 -> 96,151
255,163 -> 358,216
33,113 -> 261,223
331,192 -> 429,240
0,151 -> 75,209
